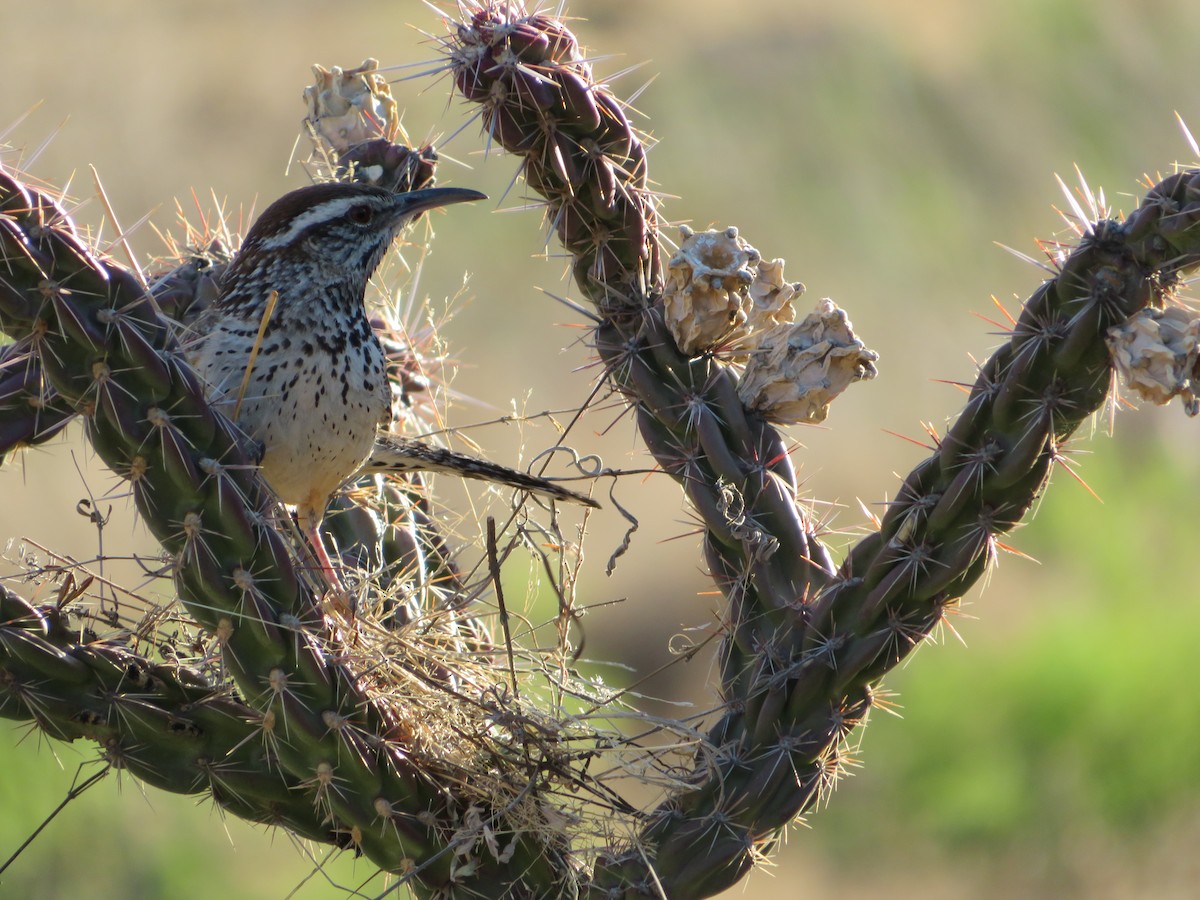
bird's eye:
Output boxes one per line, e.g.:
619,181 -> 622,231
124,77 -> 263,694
348,205 -> 373,226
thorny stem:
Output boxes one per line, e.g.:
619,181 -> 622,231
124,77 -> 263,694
439,4 -> 1200,896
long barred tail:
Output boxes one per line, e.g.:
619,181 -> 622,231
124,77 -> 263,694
364,433 -> 599,509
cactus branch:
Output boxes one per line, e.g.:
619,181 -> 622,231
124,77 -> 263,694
0,166 -> 574,895
439,4 -> 1200,896
0,585 -> 339,842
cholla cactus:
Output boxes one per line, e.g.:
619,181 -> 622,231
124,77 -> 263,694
3,3 -> 1200,898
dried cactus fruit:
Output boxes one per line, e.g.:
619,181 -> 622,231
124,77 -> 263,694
304,60 -> 439,193
304,58 -> 399,150
1107,303 -> 1200,415
738,297 -> 879,424
661,225 -> 810,360
660,225 -> 873,424
742,255 -> 806,355
662,225 -> 760,355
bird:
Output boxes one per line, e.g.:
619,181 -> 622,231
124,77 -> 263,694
190,180 -> 597,597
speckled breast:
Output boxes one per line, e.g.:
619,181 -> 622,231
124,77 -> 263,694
191,320 -> 390,507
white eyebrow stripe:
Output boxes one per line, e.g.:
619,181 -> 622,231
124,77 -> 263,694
257,197 -> 367,250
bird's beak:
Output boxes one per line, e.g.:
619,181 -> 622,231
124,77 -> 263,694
391,186 -> 487,221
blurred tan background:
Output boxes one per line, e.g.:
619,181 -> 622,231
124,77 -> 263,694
3,1 -> 1200,897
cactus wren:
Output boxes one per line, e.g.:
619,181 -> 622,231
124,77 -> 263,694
191,181 -> 596,590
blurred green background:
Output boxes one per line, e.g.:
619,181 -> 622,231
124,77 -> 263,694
3,0 -> 1200,896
